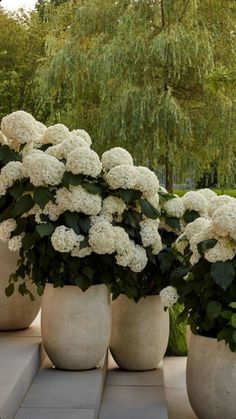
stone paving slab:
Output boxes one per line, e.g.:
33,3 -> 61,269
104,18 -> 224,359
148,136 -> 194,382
16,353 -> 108,419
99,385 -> 168,419
15,408 -> 94,419
98,353 -> 168,419
0,334 -> 43,419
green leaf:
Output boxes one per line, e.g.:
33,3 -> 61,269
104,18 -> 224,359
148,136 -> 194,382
82,182 -> 103,194
75,274 -> 91,291
221,310 -> 233,320
183,210 -> 200,223
211,261 -> 235,291
12,195 -> 34,217
18,282 -> 27,296
233,331 -> 236,343
22,233 -> 38,251
140,199 -> 160,219
229,302 -> 236,309
5,283 -> 14,297
78,216 -> 91,234
37,285 -> 44,296
8,182 -> 25,199
165,216 -> 181,231
62,171 -> 83,187
82,266 -> 94,281
114,189 -> 142,204
207,301 -> 222,318
64,211 -> 80,234
197,239 -> 218,256
34,187 -> 55,210
231,313 -> 236,328
36,223 -> 55,238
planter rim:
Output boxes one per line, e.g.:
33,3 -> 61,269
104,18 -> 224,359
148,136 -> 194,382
117,293 -> 161,300
192,333 -> 220,342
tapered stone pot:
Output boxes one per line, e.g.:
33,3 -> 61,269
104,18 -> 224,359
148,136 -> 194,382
187,333 -> 236,419
110,295 -> 169,371
41,283 -> 112,370
0,242 -> 41,330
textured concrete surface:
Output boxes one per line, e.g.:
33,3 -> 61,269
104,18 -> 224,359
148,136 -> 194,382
16,353 -> 108,419
99,353 -> 168,419
163,357 -> 197,419
0,316 -> 43,419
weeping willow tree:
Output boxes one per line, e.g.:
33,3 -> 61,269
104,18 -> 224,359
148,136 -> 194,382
37,0 -> 236,190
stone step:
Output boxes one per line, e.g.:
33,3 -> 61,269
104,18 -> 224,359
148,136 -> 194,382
98,354 -> 168,419
0,315 -> 44,419
15,353 -> 108,419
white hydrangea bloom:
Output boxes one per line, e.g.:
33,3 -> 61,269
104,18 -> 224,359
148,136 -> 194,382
46,144 -> 64,160
197,188 -> 217,201
43,123 -> 71,145
70,235 -> 92,258
208,195 -> 235,217
101,196 -> 126,222
43,202 -> 61,222
51,226 -> 77,253
182,191 -> 208,217
71,129 -> 92,147
22,151 -> 65,187
204,238 -> 236,263
175,234 -> 188,255
106,165 -> 137,190
0,161 -> 23,189
0,219 -> 17,242
135,166 -> 159,197
89,217 -> 116,254
66,148 -> 102,178
185,218 -> 212,241
140,218 -> 160,247
0,180 -> 6,197
101,147 -> 133,171
160,286 -> 178,308
128,244 -> 148,272
189,221 -> 216,265
212,204 -> 236,240
56,186 -> 102,216
1,110 -> 39,144
8,235 -> 22,252
152,234 -> 163,255
163,197 -> 185,218
0,130 -> 7,144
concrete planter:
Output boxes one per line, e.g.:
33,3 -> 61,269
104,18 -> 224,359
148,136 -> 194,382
187,333 -> 236,419
41,283 -> 112,370
0,243 -> 41,330
110,294 -> 169,370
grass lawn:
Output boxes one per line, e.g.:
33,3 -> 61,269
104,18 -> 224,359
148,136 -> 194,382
174,188 -> 236,198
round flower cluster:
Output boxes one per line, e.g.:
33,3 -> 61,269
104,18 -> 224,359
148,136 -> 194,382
66,148 -> 102,178
0,219 -> 17,242
101,147 -> 133,171
1,110 -> 44,146
56,186 -> 102,216
160,286 -> 178,308
22,150 -> 65,187
51,226 -> 78,253
182,191 -> 208,217
176,204 -> 236,265
162,197 -> 185,218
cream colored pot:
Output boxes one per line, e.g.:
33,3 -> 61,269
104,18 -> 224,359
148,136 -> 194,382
0,242 -> 41,330
41,283 -> 112,370
187,333 -> 236,419
110,294 -> 169,371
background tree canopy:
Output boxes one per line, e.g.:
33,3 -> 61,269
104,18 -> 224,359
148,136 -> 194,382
0,0 -> 236,191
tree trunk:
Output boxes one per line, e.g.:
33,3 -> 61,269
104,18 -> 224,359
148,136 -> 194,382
165,159 -> 174,193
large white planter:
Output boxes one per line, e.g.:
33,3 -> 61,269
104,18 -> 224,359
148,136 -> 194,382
0,243 -> 41,330
187,333 -> 236,419
41,283 -> 112,370
110,294 -> 169,370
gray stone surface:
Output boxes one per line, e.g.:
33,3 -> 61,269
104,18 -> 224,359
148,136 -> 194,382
0,335 -> 43,419
16,353 -> 108,419
99,385 -> 168,419
15,408 -> 94,419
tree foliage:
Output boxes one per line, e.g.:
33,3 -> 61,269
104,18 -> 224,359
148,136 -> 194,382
1,1 -> 236,189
